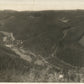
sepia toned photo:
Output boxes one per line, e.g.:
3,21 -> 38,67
0,0 -> 84,82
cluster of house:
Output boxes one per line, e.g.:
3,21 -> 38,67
0,31 -> 23,48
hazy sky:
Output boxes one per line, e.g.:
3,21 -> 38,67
0,0 -> 84,11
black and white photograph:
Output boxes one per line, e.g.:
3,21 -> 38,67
0,0 -> 84,82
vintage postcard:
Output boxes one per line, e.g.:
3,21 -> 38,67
0,0 -> 84,82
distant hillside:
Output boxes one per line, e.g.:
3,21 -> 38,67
0,10 -> 84,67
0,10 -> 84,82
